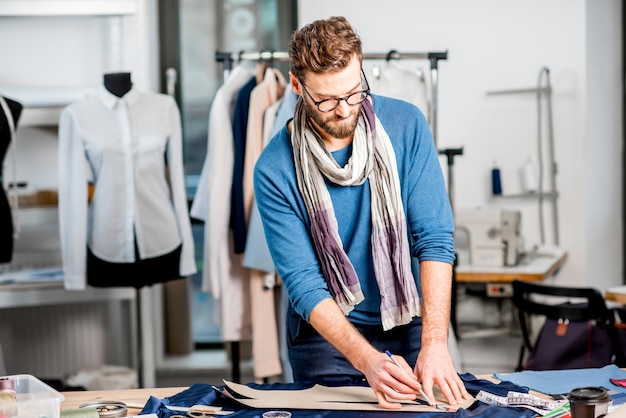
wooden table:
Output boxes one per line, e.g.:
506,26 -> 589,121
452,247 -> 567,338
61,387 -> 186,411
605,286 -> 626,305
455,247 -> 568,283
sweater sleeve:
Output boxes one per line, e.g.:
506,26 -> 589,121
254,128 -> 332,321
392,100 -> 455,264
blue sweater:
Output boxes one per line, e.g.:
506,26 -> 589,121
254,95 -> 454,325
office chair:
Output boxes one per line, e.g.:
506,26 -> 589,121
512,280 -> 626,371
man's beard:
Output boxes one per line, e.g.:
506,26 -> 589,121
303,99 -> 361,140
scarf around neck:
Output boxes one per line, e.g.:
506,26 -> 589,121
291,97 -> 421,330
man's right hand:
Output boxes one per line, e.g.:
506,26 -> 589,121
361,351 -> 423,409
308,299 -> 422,409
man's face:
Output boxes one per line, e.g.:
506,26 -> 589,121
295,56 -> 365,141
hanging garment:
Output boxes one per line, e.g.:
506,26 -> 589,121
231,76 -> 258,254
0,97 -> 21,264
58,87 -> 196,290
243,88 -> 298,275
243,88 -> 298,382
241,67 -> 286,380
368,61 -> 430,120
190,65 -> 253,342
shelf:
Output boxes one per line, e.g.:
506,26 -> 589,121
0,1 -> 136,16
1,85 -> 97,126
492,191 -> 558,199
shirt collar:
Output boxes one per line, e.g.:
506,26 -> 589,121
98,85 -> 139,110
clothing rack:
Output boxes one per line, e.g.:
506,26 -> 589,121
215,49 -> 448,146
214,49 -> 458,379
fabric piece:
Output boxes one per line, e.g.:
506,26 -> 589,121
243,88 -> 298,274
238,68 -> 286,379
494,364 -> 626,396
221,379 -> 474,411
190,65 -> 253,341
254,94 -> 454,326
87,244 -> 181,288
140,375 -> 535,418
58,87 -> 196,290
249,270 -> 281,378
290,97 -> 419,330
368,61 -> 429,120
230,76 -> 257,254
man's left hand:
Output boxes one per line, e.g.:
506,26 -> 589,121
414,341 -> 472,406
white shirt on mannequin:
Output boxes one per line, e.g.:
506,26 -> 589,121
58,86 -> 196,290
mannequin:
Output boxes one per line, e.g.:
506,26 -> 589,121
103,72 -> 132,97
0,97 -> 22,263
73,72 -> 189,289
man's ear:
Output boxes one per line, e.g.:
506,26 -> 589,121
289,71 -> 302,95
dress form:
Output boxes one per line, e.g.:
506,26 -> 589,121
86,74 -> 183,288
103,72 -> 132,97
0,97 -> 22,263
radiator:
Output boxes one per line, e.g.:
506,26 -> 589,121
0,301 -> 132,380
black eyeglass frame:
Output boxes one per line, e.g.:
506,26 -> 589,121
298,68 -> 370,113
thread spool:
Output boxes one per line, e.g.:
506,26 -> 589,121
491,162 -> 502,195
61,407 -> 100,418
0,378 -> 17,417
0,391 -> 17,417
79,401 -> 127,418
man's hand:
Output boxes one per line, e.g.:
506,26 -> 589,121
361,351 -> 423,409
415,341 -> 472,405
417,260 -> 472,405
309,299 -> 422,409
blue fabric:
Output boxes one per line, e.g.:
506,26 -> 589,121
231,76 -> 256,254
242,89 -> 299,273
494,364 -> 626,396
140,375 -> 535,418
253,94 -> 454,325
287,305 -> 422,383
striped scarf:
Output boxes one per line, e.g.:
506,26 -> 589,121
291,97 -> 421,330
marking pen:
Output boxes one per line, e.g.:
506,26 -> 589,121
384,350 -> 436,407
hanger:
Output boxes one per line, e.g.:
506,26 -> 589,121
386,49 -> 400,61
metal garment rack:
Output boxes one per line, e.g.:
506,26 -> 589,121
214,49 -> 459,375
215,49 -> 448,146
215,51 -> 461,207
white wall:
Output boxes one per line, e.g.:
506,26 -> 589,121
298,0 -> 623,289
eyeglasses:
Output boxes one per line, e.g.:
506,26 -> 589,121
298,69 -> 370,113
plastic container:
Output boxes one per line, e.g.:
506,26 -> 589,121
0,374 -> 64,418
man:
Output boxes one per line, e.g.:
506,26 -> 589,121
254,16 -> 471,409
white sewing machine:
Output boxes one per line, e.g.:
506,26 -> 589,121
454,208 -> 522,267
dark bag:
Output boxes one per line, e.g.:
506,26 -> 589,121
523,318 -> 614,370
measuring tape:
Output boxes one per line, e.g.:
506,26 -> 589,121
476,391 -> 567,416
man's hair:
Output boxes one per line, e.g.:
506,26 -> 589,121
289,16 -> 362,81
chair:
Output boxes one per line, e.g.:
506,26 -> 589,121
512,280 -> 626,371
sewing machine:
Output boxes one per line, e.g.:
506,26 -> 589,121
454,208 -> 522,267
